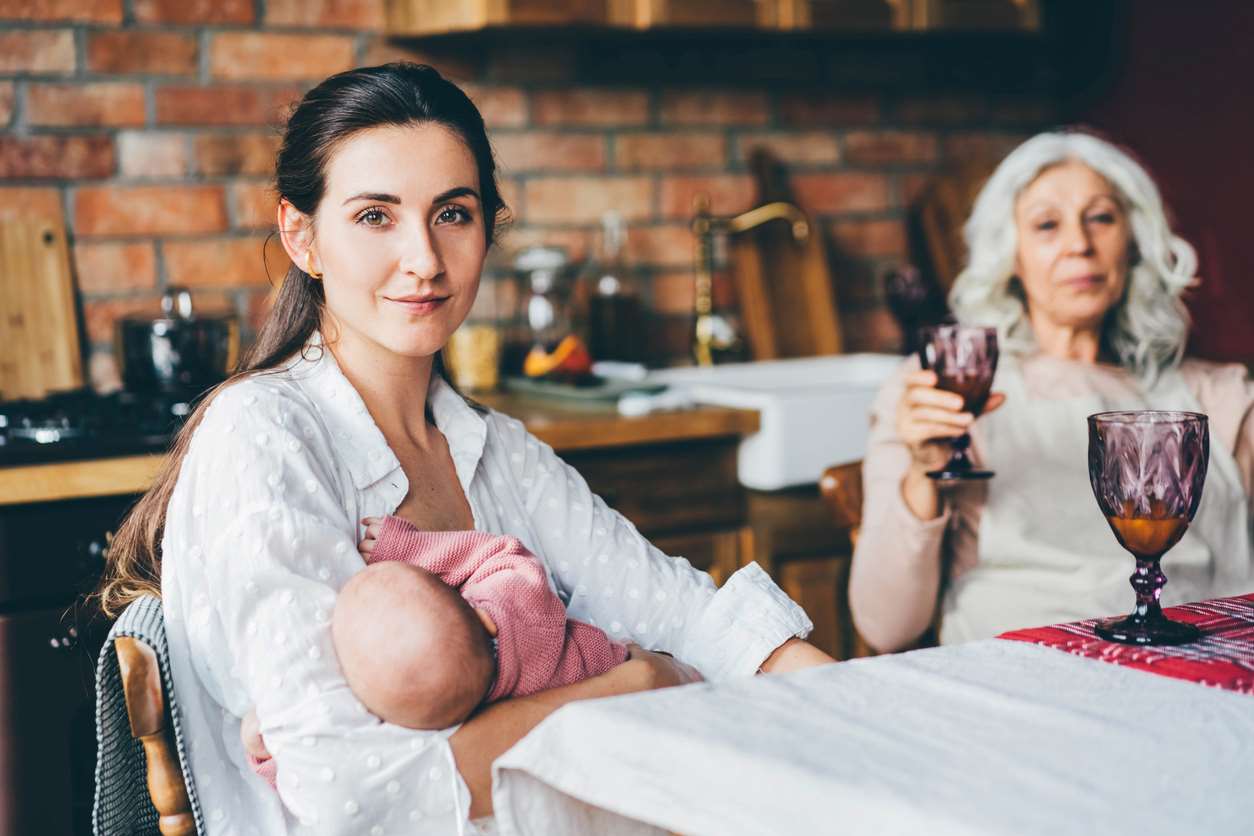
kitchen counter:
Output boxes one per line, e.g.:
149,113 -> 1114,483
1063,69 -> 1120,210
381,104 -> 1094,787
0,394 -> 759,506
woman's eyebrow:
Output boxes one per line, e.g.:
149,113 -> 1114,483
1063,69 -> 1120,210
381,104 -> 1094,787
342,192 -> 401,206
432,186 -> 480,204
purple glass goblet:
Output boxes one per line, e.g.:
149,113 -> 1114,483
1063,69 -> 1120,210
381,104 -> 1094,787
918,325 -> 999,481
1087,411 -> 1208,645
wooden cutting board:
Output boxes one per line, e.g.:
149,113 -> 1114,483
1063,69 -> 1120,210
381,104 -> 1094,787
729,147 -> 843,360
0,216 -> 83,400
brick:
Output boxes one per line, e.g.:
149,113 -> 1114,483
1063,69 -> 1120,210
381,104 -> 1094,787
0,0 -> 122,23
735,132 -> 841,165
155,86 -> 303,126
829,218 -> 907,257
75,185 -> 227,236
133,0 -> 253,24
73,242 -> 157,294
362,41 -> 481,82
0,187 -> 62,223
229,181 -> 277,230
659,175 -> 755,218
493,133 -> 606,174
194,132 -> 281,176
615,132 -> 726,171
900,173 -> 933,206
265,0 -> 382,28
660,90 -> 768,126
651,270 -> 696,314
0,83 -> 14,127
461,84 -> 528,129
626,224 -> 692,267
210,32 -> 355,81
164,236 -> 273,288
532,89 -> 650,127
495,227 -> 591,264
118,132 -> 187,178
87,31 -> 198,75
896,95 -> 986,125
844,130 -> 938,165
523,176 -> 654,224
777,94 -> 879,127
0,30 -> 75,73
0,135 -> 113,179
941,132 -> 1029,165
27,83 -> 146,127
792,173 -> 891,214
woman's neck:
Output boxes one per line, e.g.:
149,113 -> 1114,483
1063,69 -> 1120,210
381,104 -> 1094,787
323,323 -> 437,449
1028,313 -> 1102,364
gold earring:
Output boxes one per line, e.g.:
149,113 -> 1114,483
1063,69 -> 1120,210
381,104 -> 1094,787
305,251 -> 322,280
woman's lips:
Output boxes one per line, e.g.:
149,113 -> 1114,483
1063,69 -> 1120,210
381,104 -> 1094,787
1059,273 -> 1105,289
385,295 -> 449,315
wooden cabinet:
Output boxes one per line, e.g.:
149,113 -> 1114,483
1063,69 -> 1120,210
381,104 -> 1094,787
384,0 -> 1038,34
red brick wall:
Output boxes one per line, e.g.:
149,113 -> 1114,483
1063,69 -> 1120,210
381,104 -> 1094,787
0,1 -> 1054,388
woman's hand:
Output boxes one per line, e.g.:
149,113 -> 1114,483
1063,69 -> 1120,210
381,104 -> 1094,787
758,638 -> 836,674
896,369 -> 1005,519
625,644 -> 704,688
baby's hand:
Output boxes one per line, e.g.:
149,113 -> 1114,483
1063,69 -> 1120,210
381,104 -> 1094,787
240,708 -> 270,760
359,516 -> 385,558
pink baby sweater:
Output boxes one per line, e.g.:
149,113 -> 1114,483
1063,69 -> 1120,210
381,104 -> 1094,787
367,515 -> 629,702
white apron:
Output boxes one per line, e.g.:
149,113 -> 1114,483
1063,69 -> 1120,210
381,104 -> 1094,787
940,356 -> 1252,644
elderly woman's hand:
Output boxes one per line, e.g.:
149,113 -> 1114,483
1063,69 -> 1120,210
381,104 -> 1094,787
896,369 -> 1006,519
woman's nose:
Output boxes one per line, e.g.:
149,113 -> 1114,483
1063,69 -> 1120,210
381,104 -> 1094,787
1061,217 -> 1095,256
399,226 -> 444,280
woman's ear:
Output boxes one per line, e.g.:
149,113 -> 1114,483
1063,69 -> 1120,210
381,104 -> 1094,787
278,199 -> 316,273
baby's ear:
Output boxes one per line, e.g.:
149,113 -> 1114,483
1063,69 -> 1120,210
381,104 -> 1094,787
474,607 -> 498,637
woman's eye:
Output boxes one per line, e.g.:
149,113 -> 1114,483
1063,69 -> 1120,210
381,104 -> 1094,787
1087,212 -> 1116,224
1034,220 -> 1058,232
356,208 -> 389,227
435,205 -> 471,225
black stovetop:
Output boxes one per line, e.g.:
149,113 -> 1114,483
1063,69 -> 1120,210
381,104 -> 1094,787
0,388 -> 201,467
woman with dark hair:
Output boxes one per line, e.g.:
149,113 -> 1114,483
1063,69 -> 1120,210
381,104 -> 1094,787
96,63 -> 831,834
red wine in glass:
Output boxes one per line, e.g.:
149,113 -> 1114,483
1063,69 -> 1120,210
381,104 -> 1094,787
1088,411 -> 1208,645
918,325 -> 999,481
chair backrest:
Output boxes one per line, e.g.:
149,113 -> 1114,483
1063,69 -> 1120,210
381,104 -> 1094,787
114,636 -> 197,836
819,461 -> 863,546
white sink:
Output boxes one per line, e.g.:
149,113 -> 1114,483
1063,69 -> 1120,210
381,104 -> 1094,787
648,353 -> 903,490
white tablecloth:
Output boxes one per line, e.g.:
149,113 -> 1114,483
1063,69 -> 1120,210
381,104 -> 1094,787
492,640 -> 1254,836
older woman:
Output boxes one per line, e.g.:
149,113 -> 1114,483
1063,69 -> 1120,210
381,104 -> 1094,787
849,131 -> 1253,653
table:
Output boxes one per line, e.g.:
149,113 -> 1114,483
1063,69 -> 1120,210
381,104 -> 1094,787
491,640 -> 1254,836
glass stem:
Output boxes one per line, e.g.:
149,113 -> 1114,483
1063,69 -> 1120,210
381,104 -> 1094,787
1129,556 -> 1167,620
950,432 -> 974,469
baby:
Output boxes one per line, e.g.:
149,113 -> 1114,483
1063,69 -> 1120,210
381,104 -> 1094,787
243,516 -> 629,784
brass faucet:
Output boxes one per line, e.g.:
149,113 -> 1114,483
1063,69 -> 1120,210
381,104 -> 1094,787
690,193 -> 810,366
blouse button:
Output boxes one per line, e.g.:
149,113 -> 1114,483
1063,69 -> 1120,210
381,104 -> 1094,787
344,800 -> 359,816
387,780 -> 401,795
427,766 -> 443,782
371,827 -> 384,836
366,754 -> 381,769
321,767 -> 336,782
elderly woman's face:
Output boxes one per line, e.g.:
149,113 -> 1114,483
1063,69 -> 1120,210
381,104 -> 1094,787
1013,161 -> 1130,335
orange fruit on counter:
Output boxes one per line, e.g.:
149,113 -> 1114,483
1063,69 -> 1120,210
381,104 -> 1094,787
523,335 -> 593,378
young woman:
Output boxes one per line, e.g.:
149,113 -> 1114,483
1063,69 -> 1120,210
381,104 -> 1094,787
97,63 -> 832,834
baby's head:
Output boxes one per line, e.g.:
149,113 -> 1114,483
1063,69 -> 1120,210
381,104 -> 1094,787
332,562 -> 495,730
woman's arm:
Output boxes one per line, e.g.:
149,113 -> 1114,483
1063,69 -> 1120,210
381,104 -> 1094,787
487,413 -> 813,683
451,647 -> 696,818
848,361 -> 954,653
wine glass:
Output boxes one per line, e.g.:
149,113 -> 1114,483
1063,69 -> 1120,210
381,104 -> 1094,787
918,325 -> 999,481
1087,410 -> 1208,645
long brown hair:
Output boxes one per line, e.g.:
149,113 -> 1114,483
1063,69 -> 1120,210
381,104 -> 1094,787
94,63 -> 507,618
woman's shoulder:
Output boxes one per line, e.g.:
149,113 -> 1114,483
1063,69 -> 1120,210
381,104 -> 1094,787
1178,358 -> 1252,452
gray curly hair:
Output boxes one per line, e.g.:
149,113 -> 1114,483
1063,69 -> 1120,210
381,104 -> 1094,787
949,131 -> 1197,384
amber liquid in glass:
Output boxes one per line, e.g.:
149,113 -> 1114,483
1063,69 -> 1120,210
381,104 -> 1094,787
1106,515 -> 1189,559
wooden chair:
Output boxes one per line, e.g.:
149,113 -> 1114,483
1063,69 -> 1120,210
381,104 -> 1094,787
114,636 -> 198,836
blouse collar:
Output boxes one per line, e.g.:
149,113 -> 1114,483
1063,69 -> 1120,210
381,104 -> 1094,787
289,332 -> 488,493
